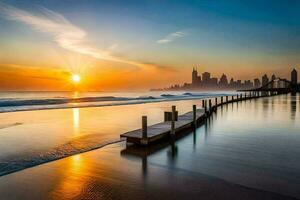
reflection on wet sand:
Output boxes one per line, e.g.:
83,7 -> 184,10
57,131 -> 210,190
73,108 -> 80,135
51,154 -> 88,199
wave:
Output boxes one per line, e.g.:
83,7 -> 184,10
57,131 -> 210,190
0,134 -> 125,177
0,96 -> 132,107
0,92 -> 236,113
0,122 -> 23,130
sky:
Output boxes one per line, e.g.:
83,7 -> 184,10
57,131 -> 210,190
0,0 -> 299,91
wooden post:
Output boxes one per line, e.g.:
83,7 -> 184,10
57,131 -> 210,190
193,105 -> 196,127
204,100 -> 207,113
202,99 -> 205,108
232,95 -> 234,102
142,116 -> 147,139
221,96 -> 223,104
171,105 -> 176,135
240,94 -> 242,100
215,97 -> 217,106
209,99 -> 212,111
226,96 -> 228,102
236,94 -> 239,101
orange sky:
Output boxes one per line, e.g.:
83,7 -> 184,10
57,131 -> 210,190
0,2 -> 299,91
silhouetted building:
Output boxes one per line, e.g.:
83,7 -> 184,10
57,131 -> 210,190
262,74 -> 269,87
192,67 -> 201,87
192,68 -> 198,85
271,74 -> 276,80
210,77 -> 218,86
254,78 -> 261,88
291,68 -> 298,85
236,80 -> 242,88
219,74 -> 228,87
202,72 -> 211,84
271,74 -> 276,88
244,80 -> 254,89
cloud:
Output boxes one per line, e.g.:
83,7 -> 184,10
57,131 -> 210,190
0,3 -> 170,71
157,31 -> 185,44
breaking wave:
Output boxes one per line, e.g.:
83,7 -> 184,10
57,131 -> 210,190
0,92 -> 234,113
0,133 -> 125,176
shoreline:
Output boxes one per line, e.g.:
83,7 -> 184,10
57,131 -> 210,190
0,138 -> 125,178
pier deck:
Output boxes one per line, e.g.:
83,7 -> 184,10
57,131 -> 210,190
120,109 -> 206,145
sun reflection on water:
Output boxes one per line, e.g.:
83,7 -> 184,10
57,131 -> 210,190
73,108 -> 80,135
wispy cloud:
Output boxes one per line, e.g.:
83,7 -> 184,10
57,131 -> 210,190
0,3 -> 170,71
157,31 -> 185,44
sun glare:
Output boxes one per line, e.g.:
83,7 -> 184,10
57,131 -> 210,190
72,74 -> 81,83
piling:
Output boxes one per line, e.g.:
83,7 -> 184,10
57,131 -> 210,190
209,99 -> 212,112
193,105 -> 197,127
202,99 -> 205,108
215,97 -> 218,106
221,96 -> 223,104
171,105 -> 176,135
142,116 -> 147,139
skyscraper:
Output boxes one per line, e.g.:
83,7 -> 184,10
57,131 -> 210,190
291,68 -> 298,85
271,74 -> 276,88
219,74 -> 228,87
254,78 -> 261,88
192,68 -> 198,86
262,74 -> 269,87
202,72 -> 211,84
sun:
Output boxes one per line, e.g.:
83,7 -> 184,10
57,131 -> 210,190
72,74 -> 81,83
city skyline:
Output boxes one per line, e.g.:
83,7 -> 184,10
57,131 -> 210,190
153,67 -> 298,91
0,0 -> 299,91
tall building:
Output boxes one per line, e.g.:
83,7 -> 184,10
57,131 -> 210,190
262,74 -> 269,87
254,78 -> 261,88
210,77 -> 218,86
271,74 -> 276,88
192,68 -> 198,85
219,74 -> 228,87
271,74 -> 276,80
192,67 -> 201,86
244,80 -> 253,89
291,68 -> 298,85
236,80 -> 242,88
202,72 -> 211,84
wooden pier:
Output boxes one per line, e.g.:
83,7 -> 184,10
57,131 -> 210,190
120,91 -> 279,146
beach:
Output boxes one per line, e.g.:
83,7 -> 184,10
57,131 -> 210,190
0,93 -> 299,199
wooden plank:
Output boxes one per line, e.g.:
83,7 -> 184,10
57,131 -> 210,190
120,109 -> 205,144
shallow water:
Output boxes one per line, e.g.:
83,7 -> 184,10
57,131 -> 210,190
0,97 -> 213,176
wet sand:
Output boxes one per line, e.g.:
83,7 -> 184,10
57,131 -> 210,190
0,142 -> 297,200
